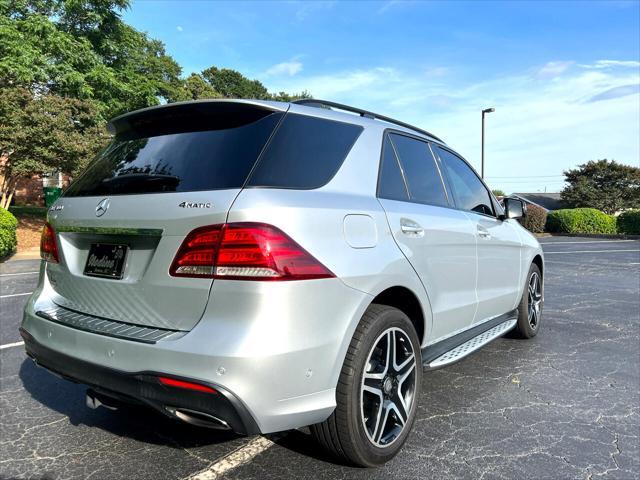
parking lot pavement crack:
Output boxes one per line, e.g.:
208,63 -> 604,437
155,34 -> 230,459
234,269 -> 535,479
0,416 -> 67,446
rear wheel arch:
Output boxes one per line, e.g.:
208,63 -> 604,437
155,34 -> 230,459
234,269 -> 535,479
370,286 -> 426,345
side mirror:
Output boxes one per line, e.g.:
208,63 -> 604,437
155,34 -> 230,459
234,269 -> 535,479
503,198 -> 526,220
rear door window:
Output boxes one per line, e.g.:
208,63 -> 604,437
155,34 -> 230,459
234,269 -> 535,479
435,146 -> 495,216
377,135 -> 409,201
246,114 -> 363,189
388,133 -> 448,207
64,112 -> 283,197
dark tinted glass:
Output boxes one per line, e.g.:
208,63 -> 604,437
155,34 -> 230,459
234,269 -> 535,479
64,113 -> 282,197
389,134 -> 448,206
378,135 -> 409,201
247,114 -> 362,189
436,147 -> 494,216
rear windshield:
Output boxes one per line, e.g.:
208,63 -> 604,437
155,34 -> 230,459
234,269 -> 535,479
64,110 -> 362,197
64,112 -> 283,197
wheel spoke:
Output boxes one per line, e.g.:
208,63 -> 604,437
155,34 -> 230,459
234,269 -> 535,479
385,330 -> 395,375
397,354 -> 416,380
363,371 -> 384,388
389,397 -> 408,426
374,402 -> 392,443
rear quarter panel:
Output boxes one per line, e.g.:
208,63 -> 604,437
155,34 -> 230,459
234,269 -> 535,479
226,188 -> 434,345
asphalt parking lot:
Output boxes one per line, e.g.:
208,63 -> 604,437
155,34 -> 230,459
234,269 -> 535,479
1,237 -> 639,480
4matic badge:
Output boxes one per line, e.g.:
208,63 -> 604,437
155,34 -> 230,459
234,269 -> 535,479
178,202 -> 212,209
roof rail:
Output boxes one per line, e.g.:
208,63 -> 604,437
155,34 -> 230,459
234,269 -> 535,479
292,99 -> 443,142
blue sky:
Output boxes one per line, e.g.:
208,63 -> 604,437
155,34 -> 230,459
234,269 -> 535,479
124,0 -> 640,193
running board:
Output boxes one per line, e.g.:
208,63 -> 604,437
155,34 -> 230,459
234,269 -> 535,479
422,310 -> 518,370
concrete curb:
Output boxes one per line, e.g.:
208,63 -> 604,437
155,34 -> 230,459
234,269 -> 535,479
546,233 -> 640,240
2,248 -> 41,262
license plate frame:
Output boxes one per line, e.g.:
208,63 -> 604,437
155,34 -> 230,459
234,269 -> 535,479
83,243 -> 129,280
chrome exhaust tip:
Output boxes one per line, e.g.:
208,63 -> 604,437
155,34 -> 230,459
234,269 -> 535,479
165,406 -> 231,430
86,389 -> 119,411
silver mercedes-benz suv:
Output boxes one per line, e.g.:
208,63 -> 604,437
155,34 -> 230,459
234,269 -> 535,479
21,98 -> 544,466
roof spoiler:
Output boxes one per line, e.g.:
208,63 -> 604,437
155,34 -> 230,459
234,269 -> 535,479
108,100 -> 287,139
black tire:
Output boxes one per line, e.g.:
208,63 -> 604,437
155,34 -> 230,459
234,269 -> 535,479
513,263 -> 543,339
310,304 -> 422,467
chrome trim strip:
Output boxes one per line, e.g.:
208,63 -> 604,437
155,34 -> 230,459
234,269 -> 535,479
55,226 -> 163,236
36,306 -> 185,343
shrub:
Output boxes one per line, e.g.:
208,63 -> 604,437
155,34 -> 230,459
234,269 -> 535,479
519,203 -> 547,233
546,208 -> 617,235
0,207 -> 18,258
617,210 -> 640,235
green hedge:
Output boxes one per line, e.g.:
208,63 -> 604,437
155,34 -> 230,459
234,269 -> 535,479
519,203 -> 548,233
0,207 -> 18,258
546,208 -> 617,234
617,210 -> 640,235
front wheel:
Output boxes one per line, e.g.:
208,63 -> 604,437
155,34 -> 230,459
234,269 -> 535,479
513,263 -> 543,338
310,305 -> 422,466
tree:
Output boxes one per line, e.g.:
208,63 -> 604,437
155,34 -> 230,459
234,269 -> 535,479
168,73 -> 221,102
1,0 -> 182,119
201,67 -> 269,99
200,66 -> 311,101
491,189 -> 505,197
0,87 -> 107,208
561,160 -> 640,214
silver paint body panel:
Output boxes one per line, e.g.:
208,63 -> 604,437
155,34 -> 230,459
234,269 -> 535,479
23,99 -> 543,433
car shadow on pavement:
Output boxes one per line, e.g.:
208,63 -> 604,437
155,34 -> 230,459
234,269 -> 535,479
18,359 -> 240,449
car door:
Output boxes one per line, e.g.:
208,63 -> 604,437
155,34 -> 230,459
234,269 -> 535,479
434,146 -> 522,325
377,132 -> 478,341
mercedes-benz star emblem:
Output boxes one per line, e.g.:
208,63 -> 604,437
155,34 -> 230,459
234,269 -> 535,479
95,198 -> 110,217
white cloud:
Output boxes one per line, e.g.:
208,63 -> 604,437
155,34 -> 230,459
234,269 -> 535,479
264,59 -> 303,77
580,60 -> 640,69
264,60 -> 640,193
535,61 -> 574,79
176,25 -> 183,32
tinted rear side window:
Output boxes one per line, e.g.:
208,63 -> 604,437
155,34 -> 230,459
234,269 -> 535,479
378,135 -> 409,201
247,114 -> 363,189
64,112 -> 283,197
435,146 -> 494,216
389,133 -> 448,207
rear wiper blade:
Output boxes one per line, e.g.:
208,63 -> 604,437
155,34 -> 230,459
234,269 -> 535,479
102,173 -> 180,184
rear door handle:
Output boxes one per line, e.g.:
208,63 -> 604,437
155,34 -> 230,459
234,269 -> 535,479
400,219 -> 424,236
477,227 -> 491,239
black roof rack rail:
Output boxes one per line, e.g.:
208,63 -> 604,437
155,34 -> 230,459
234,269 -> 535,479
292,98 -> 443,143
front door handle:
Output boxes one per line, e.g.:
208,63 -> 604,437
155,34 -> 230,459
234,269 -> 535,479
400,219 -> 424,236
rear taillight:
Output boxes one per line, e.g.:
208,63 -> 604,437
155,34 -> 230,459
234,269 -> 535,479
170,223 -> 334,281
40,222 -> 59,263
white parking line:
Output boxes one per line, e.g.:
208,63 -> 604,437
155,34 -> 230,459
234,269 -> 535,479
0,271 -> 39,277
0,341 -> 25,350
540,240 -> 636,245
185,436 -> 275,480
0,292 -> 33,299
545,249 -> 640,254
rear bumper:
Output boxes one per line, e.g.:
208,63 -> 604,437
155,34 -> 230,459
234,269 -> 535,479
21,328 -> 259,434
21,271 -> 372,433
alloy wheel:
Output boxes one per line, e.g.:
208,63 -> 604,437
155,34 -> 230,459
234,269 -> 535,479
360,327 -> 417,448
527,271 -> 543,329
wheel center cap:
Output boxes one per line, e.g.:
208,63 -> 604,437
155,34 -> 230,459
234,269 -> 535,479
383,377 -> 394,395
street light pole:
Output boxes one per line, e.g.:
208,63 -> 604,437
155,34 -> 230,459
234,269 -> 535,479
481,107 -> 495,179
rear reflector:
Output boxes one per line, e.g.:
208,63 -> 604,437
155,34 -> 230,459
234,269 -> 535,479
170,222 -> 334,281
40,222 -> 59,263
158,376 -> 217,394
